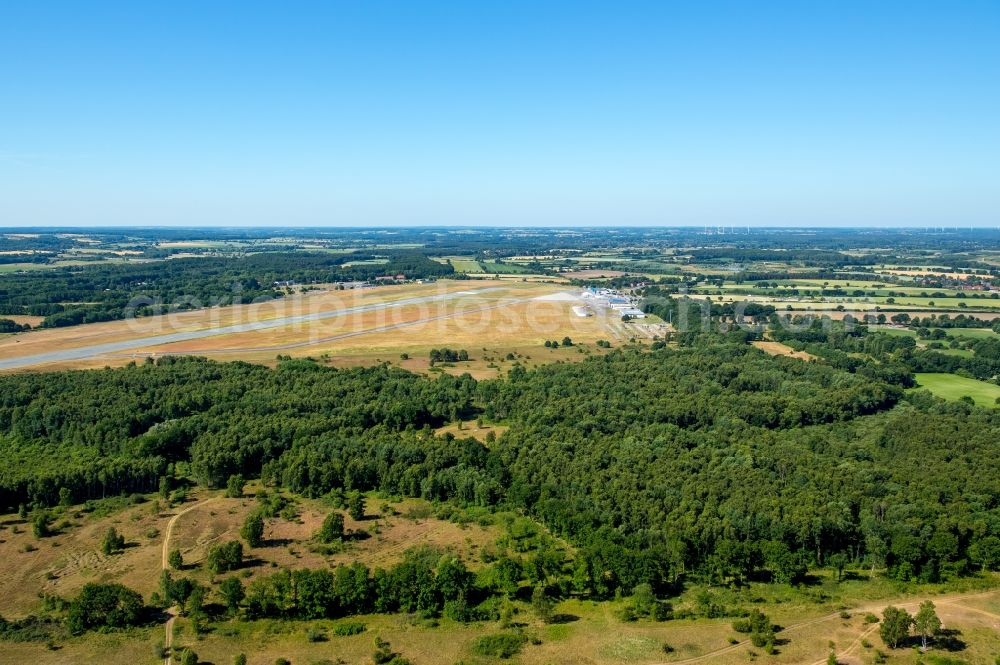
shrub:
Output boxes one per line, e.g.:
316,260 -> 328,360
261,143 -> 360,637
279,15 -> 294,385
225,474 -> 245,498
241,512 -> 264,547
206,540 -> 243,574
333,621 -> 366,636
471,633 -> 528,658
100,527 -> 125,555
317,511 -> 345,543
66,582 -> 144,634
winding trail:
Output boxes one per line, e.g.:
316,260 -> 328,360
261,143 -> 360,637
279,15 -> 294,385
161,497 -> 217,665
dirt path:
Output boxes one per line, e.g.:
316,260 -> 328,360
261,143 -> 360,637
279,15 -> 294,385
161,497 -> 217,665
656,588 -> 1000,665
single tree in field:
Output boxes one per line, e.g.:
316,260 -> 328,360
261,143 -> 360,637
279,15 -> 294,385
829,552 -> 849,582
317,511 -> 345,543
168,548 -> 183,570
914,600 -> 941,651
531,584 -> 553,623
347,491 -> 366,521
880,606 -> 913,649
33,512 -> 51,538
241,512 -> 264,547
225,474 -> 245,498
219,576 -> 245,616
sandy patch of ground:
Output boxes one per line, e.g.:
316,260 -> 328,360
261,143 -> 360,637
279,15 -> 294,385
753,340 -> 816,361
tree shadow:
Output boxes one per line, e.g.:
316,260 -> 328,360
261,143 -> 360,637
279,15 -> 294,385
936,628 -> 967,652
549,613 -> 580,624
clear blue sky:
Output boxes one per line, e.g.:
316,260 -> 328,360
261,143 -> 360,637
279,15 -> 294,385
1,1 -> 998,227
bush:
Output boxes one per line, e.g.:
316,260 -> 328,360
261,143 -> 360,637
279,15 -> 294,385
66,583 -> 144,634
471,633 -> 528,658
241,512 -> 264,547
100,527 -> 125,555
206,540 -> 243,574
317,511 -> 345,543
333,621 -> 366,636
225,474 -> 245,498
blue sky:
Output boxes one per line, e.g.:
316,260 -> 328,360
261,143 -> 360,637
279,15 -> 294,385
1,1 -> 998,227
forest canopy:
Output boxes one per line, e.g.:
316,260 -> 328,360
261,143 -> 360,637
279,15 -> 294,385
1,341 -> 998,593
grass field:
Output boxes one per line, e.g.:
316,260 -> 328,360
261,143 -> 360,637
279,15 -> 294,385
480,260 -> 531,274
447,257 -> 485,273
913,372 -> 1000,407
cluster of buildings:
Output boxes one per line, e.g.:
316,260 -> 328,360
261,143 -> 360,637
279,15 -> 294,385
579,287 -> 646,319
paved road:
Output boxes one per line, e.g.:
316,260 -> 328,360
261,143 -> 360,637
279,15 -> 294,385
0,287 -> 501,370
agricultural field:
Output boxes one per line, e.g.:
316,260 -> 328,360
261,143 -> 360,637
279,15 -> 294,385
446,257 -> 485,273
913,373 -> 1000,407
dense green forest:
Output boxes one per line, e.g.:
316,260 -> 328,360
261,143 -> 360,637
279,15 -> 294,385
0,251 -> 452,326
2,339 -> 999,600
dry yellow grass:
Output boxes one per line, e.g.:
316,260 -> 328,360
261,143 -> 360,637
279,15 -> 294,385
0,314 -> 44,326
0,281 -> 504,362
753,340 -> 816,361
1,281 -> 625,378
0,499 -> 172,616
434,420 -> 509,443
0,281 -> 618,374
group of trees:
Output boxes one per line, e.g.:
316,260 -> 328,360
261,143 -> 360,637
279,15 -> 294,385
243,549 -> 475,620
66,583 -> 144,635
0,357 -> 478,506
2,333 -> 1000,606
880,601 -> 942,651
428,348 -> 469,363
0,318 -> 30,333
